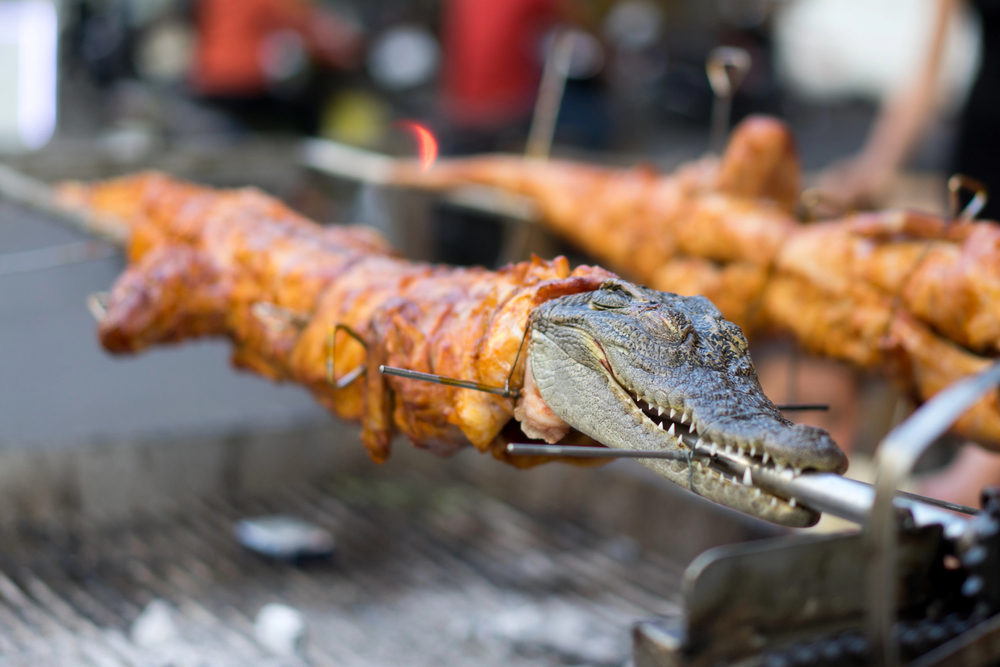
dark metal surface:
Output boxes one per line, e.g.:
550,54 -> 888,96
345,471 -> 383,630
686,528 -> 944,665
869,360 -> 1000,666
0,477 -> 686,666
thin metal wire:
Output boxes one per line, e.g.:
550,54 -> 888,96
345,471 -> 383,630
526,28 -> 575,159
948,174 -> 988,221
87,291 -> 110,322
0,240 -> 119,277
776,403 -> 829,411
379,366 -> 513,397
505,443 -> 695,460
251,302 -> 309,333
327,324 -> 368,389
706,46 -> 751,154
894,490 -> 977,516
379,324 -> 530,399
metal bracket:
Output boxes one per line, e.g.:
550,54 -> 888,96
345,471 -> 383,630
326,324 -> 368,390
948,174 -> 988,222
87,291 -> 110,322
706,46 -> 751,154
868,360 -> 1000,666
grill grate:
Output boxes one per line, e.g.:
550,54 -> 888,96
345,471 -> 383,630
0,476 -> 685,666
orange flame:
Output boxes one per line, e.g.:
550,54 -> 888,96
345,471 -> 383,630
397,120 -> 438,172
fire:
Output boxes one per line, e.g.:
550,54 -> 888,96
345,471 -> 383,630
396,120 -> 438,171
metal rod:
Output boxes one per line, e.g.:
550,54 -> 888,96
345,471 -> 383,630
0,164 -> 129,246
948,174 -> 988,221
776,403 -> 829,412
87,291 -> 109,322
0,240 -> 118,277
327,324 -> 368,390
506,443 -> 693,460
300,139 -> 395,185
895,490 -> 977,516
867,359 -> 1000,667
508,441 -> 976,521
706,47 -> 751,154
379,365 -> 518,397
525,29 -> 575,160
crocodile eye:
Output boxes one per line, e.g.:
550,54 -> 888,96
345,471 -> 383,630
591,288 -> 631,310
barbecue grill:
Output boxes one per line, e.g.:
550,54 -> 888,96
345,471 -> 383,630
5,83 -> 1000,663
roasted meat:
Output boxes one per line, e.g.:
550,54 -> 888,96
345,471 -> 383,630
58,173 -> 615,466
58,171 -> 857,525
393,115 -> 800,329
390,117 -> 1000,449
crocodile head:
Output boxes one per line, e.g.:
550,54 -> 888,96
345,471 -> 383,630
528,279 -> 847,526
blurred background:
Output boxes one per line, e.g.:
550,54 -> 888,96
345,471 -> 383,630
0,0 -> 992,663
0,0 -> 983,462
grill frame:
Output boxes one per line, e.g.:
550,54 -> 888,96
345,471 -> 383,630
0,423 -> 780,665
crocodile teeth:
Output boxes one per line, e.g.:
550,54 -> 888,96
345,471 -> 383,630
718,471 -> 726,482
670,408 -> 676,419
781,469 -> 795,481
738,447 -> 745,458
750,447 -> 756,458
667,423 -> 675,436
657,422 -> 663,430
762,453 -> 769,465
775,463 -> 785,473
794,467 -> 803,476
754,488 -> 761,499
695,438 -> 704,450
725,444 -> 733,454
789,497 -> 797,508
770,497 -> 777,507
709,443 -> 718,456
679,413 -> 688,424
743,468 -> 752,485
657,406 -> 663,416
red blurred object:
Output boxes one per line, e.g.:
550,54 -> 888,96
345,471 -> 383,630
192,0 -> 358,97
397,121 -> 439,171
440,0 -> 558,129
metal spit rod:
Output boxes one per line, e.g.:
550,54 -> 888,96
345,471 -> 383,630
508,438 -> 970,533
510,352 -> 1000,542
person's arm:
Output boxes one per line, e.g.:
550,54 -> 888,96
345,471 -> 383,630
917,443 -> 1000,509
818,0 -> 957,208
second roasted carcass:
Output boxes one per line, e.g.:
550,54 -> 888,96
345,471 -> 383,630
57,172 -> 847,526
391,117 -> 1000,450
393,115 -> 802,331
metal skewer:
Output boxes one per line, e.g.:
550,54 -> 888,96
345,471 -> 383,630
379,365 -> 519,397
506,442 -> 975,522
948,174 -> 988,222
526,29 -> 576,160
706,46 -> 751,154
776,403 -> 828,411
0,164 -> 129,245
506,444 -> 694,460
0,240 -> 119,277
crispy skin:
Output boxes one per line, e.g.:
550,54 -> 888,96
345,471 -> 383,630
58,173 -> 615,465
